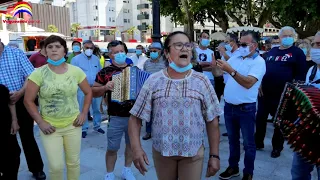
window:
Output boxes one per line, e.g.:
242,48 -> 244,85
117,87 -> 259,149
109,17 -> 111,22
109,7 -> 115,11
94,5 -> 98,10
124,19 -> 128,23
123,9 -> 130,13
128,19 -> 130,23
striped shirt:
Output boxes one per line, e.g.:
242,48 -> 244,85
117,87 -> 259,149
130,70 -> 223,157
0,46 -> 34,91
143,56 -> 167,74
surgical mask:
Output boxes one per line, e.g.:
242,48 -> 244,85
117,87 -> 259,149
200,39 -> 210,47
84,49 -> 93,56
225,44 -> 232,52
301,48 -> 307,55
47,57 -> 65,66
114,52 -> 127,64
72,45 -> 81,52
281,37 -> 294,47
136,49 -> 142,55
310,48 -> 320,64
239,46 -> 251,57
150,52 -> 159,60
271,44 -> 280,49
169,61 -> 193,73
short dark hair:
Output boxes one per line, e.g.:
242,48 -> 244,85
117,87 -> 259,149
228,34 -> 239,44
136,44 -> 144,49
44,35 -> 68,53
164,31 -> 190,52
39,40 -> 45,49
199,32 -> 209,38
241,31 -> 258,43
72,40 -> 81,46
107,40 -> 128,53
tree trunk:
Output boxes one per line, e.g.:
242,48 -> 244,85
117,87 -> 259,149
180,0 -> 195,41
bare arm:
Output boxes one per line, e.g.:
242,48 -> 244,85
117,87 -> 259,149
128,115 -> 143,151
232,73 -> 258,89
92,82 -> 107,97
79,78 -> 92,114
221,51 -> 231,61
23,80 -> 46,125
9,104 -> 17,121
206,117 -> 220,156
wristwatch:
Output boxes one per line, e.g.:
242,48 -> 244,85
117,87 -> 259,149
230,71 -> 237,77
209,154 -> 220,160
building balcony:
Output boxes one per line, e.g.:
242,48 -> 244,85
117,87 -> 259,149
137,4 -> 149,10
138,24 -> 148,31
137,14 -> 149,20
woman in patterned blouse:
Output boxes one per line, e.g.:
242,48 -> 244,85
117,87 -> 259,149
128,31 -> 223,180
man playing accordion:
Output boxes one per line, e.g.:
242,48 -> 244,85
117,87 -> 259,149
92,40 -> 136,180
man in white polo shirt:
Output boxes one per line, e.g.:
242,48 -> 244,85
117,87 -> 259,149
216,32 -> 266,180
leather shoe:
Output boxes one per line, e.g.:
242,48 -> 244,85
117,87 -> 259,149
33,171 -> 46,180
271,149 -> 281,158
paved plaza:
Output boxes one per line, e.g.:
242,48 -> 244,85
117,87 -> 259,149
17,101 -> 318,180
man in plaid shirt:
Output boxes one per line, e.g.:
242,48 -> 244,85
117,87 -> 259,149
0,42 -> 46,180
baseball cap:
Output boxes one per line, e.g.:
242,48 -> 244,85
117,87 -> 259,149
149,42 -> 162,50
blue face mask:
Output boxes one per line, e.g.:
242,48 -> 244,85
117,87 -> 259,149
150,52 -> 159,60
72,45 -> 81,52
281,37 -> 294,47
114,52 -> 127,64
201,39 -> 210,47
301,48 -> 307,55
225,44 -> 232,52
47,57 -> 65,66
169,61 -> 193,73
136,49 -> 142,55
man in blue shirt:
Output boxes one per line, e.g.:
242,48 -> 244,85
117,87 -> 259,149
0,42 -> 46,180
255,26 -> 307,158
71,40 -> 105,138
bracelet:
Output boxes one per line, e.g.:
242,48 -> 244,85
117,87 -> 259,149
209,154 -> 220,160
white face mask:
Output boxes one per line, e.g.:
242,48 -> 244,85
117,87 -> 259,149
84,49 -> 93,56
310,48 -> 320,64
239,46 -> 251,57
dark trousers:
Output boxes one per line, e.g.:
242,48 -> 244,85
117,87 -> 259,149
214,76 -> 225,102
16,97 -> 44,173
255,95 -> 284,150
146,121 -> 152,134
224,102 -> 256,175
0,112 -> 21,180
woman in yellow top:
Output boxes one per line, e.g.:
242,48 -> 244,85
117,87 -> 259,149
24,35 -> 92,180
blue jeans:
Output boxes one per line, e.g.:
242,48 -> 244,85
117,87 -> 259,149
224,102 -> 256,175
146,121 -> 152,133
291,152 -> 320,180
77,90 -> 102,132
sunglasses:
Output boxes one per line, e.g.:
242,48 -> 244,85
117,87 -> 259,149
149,50 -> 158,53
239,43 -> 252,47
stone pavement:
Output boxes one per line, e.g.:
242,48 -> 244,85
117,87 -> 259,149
18,106 -> 318,180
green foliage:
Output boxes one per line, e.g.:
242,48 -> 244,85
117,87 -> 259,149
47,24 -> 58,33
71,23 -> 80,36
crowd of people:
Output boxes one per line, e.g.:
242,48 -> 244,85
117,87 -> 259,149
0,25 -> 319,180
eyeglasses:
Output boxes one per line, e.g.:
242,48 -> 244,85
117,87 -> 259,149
169,42 -> 194,51
84,47 -> 94,50
149,50 -> 159,53
312,42 -> 320,47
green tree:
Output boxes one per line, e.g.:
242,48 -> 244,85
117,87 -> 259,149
269,0 -> 320,38
47,24 -> 58,33
127,26 -> 136,39
71,23 -> 80,37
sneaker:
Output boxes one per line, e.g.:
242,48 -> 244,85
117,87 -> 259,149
96,128 -> 105,134
105,173 -> 115,180
271,149 -> 281,158
82,132 -> 87,138
219,167 -> 240,179
142,133 -> 151,140
242,173 -> 253,180
121,168 -> 136,180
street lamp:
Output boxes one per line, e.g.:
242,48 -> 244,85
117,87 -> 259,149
151,0 -> 162,43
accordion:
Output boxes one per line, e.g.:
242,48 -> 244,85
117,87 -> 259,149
275,83 -> 320,166
111,66 -> 151,102
107,66 -> 151,117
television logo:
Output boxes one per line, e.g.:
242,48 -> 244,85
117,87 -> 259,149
0,1 -> 40,24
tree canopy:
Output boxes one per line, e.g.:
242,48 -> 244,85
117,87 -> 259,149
158,0 -> 320,38
47,24 -> 58,33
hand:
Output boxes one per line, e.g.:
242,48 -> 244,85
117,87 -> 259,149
206,157 -> 220,177
38,121 -> 56,135
73,112 -> 86,127
11,120 -> 20,135
10,90 -> 23,104
200,61 -> 212,67
132,148 -> 149,175
258,86 -> 263,97
104,81 -> 114,91
216,59 -> 233,73
217,45 -> 226,53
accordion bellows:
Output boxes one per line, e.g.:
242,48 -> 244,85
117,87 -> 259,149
275,83 -> 320,166
111,66 -> 151,102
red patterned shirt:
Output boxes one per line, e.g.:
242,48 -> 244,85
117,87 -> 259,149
130,69 -> 223,157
